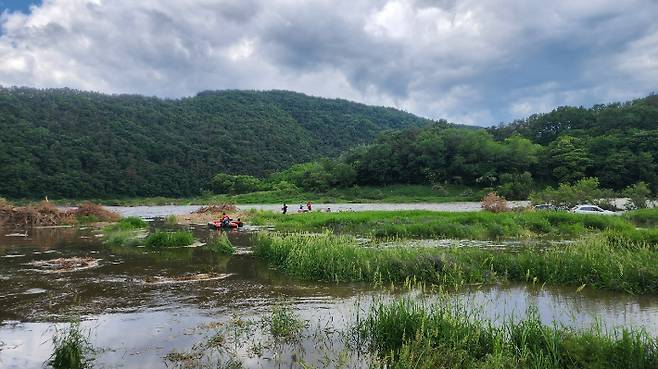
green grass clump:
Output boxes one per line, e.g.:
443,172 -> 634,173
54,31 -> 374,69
164,214 -> 178,226
48,322 -> 94,369
625,207 -> 658,227
145,230 -> 194,248
105,216 -> 148,231
103,229 -> 144,247
102,217 -> 148,247
264,301 -> 307,342
249,210 -> 634,240
206,233 -> 235,255
76,215 -> 99,224
254,231 -> 658,293
358,298 -> 658,369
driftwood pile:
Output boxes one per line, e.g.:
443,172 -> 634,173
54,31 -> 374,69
75,201 -> 121,222
0,201 -> 74,227
193,203 -> 238,214
0,199 -> 120,228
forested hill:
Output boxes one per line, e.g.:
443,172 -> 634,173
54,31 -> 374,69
0,87 -> 437,198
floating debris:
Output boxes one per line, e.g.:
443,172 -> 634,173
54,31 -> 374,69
143,273 -> 233,285
4,233 -> 28,237
25,256 -> 101,273
23,288 -> 47,295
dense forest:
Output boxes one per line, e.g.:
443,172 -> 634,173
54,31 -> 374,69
2,87 -> 656,200
0,87 -> 436,198
215,94 -> 658,200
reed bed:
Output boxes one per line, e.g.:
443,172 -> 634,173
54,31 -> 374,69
357,297 -> 658,369
248,210 -> 635,239
144,230 -> 195,248
254,231 -> 658,294
102,217 -> 148,247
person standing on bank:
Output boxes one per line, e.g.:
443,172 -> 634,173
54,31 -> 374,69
282,203 -> 288,214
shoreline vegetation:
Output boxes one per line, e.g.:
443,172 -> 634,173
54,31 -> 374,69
247,209 -> 653,239
358,297 -> 658,369
254,230 -> 658,294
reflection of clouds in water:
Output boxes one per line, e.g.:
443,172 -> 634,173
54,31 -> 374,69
1,287 -> 657,368
450,284 -> 658,334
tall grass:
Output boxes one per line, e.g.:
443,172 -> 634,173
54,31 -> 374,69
358,298 -> 658,369
105,216 -> 148,231
206,233 -> 235,255
48,322 -> 94,369
249,210 -> 635,239
144,230 -> 195,248
625,208 -> 658,227
254,231 -> 658,293
102,217 -> 148,247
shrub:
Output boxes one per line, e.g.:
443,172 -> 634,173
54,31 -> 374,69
145,231 -> 194,248
480,192 -> 508,213
206,233 -> 235,255
623,181 -> 652,210
530,177 -> 615,209
496,171 -> 534,200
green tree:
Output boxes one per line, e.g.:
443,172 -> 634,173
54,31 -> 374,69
548,136 -> 591,183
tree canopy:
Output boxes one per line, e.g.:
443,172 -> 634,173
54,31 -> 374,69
0,87 -> 436,198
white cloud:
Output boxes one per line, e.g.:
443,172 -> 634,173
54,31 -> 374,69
0,0 -> 657,125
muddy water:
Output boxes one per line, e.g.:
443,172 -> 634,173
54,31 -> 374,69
1,223 -> 657,369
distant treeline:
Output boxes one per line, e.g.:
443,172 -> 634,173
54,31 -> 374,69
0,87 -> 435,198
210,95 -> 658,200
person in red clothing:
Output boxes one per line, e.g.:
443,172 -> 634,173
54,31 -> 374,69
306,202 -> 312,211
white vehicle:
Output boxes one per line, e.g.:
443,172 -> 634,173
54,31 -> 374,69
570,205 -> 617,215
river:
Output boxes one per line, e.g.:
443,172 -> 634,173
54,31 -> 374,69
0,213 -> 656,368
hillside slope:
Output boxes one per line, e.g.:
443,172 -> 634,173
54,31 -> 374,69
0,87 -> 435,198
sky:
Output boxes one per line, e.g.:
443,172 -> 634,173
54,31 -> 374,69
0,0 -> 657,126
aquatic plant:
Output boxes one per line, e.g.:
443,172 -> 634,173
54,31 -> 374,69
102,217 -> 148,247
254,231 -> 658,294
48,321 -> 95,369
357,297 -> 658,369
263,301 -> 308,342
114,216 -> 148,230
206,233 -> 235,255
103,229 -> 144,247
145,230 -> 194,248
248,210 -> 634,240
164,214 -> 178,226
